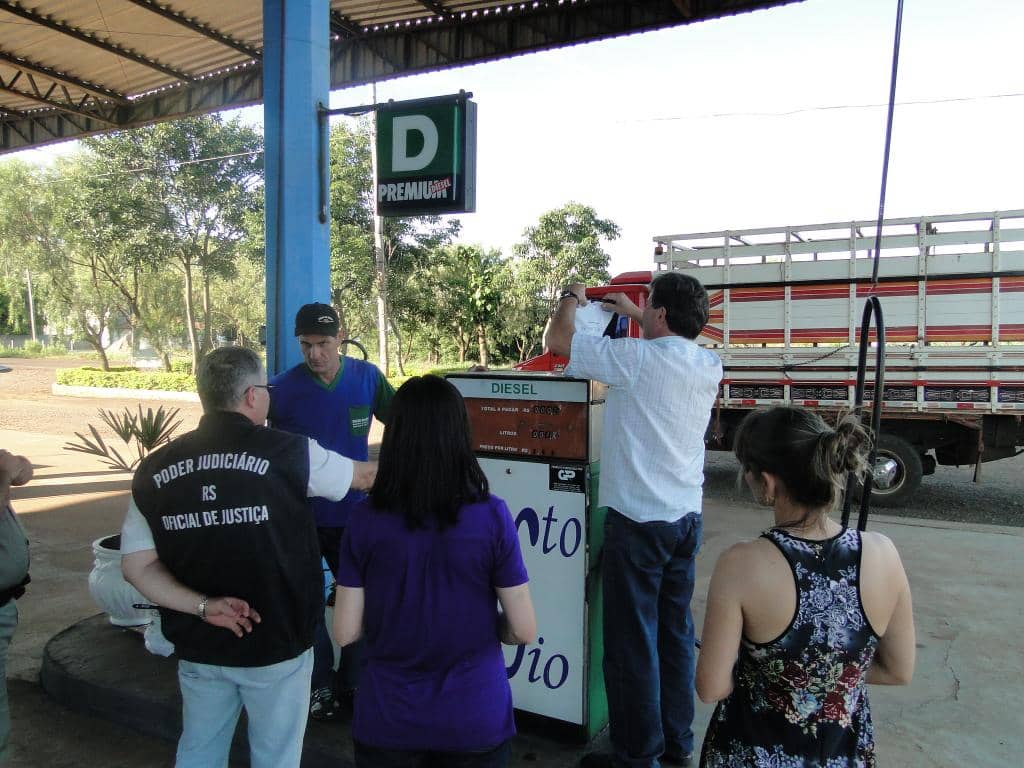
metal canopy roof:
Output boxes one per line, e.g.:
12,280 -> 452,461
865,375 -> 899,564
0,0 -> 798,154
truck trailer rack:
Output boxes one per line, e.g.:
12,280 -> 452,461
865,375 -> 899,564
650,209 -> 1024,505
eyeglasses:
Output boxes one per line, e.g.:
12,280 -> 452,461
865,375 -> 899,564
249,384 -> 275,392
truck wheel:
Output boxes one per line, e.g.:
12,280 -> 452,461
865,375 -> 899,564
861,434 -> 924,508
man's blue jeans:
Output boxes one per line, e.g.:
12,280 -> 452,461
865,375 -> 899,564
176,648 -> 313,768
602,509 -> 703,768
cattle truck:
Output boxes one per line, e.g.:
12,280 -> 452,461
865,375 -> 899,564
629,208 -> 1023,506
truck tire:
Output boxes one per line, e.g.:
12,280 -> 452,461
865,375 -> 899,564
862,434 -> 924,508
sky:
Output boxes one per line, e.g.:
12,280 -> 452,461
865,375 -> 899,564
15,0 -> 1024,277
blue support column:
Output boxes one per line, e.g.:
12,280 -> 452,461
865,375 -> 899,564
263,0 -> 331,375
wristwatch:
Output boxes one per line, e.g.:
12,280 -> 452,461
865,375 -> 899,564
559,289 -> 581,305
198,595 -> 209,621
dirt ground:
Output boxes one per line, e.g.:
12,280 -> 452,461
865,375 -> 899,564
0,357 -> 204,436
0,359 -> 196,766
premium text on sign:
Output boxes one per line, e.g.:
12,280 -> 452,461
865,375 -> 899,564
376,94 -> 477,216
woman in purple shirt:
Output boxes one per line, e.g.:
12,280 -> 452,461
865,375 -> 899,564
334,375 -> 537,768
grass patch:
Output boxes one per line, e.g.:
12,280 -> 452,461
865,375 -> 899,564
0,344 -> 70,358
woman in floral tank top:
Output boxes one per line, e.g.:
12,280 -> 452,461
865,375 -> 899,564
696,407 -> 916,767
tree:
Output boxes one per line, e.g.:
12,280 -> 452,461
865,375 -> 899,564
0,161 -> 48,339
405,244 -> 505,366
492,257 -> 552,364
513,202 -> 619,304
48,154 -> 165,369
327,120 -> 460,372
0,159 -> 128,366
208,253 -> 266,350
327,121 -> 374,340
499,202 -> 621,362
81,115 -> 263,372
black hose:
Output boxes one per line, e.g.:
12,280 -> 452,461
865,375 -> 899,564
341,339 -> 368,361
843,0 -> 904,531
871,0 -> 905,283
841,297 -> 886,531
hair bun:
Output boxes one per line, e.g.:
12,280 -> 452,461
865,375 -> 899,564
829,416 -> 871,476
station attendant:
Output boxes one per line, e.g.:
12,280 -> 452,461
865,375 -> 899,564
270,302 -> 395,721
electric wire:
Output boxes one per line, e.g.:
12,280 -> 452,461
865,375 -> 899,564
619,91 -> 1024,124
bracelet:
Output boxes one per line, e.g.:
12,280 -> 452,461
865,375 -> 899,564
198,596 -> 209,621
559,290 -> 581,305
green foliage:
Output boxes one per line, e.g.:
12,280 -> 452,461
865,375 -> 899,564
71,115 -> 264,372
0,161 -> 54,338
56,367 -> 195,392
491,257 -> 553,363
2,117 -> 304,369
0,344 -> 69,359
207,255 -> 266,350
2,112 -> 627,372
326,120 -> 461,367
513,201 -> 619,304
170,359 -> 193,374
0,283 -> 32,336
403,244 -> 505,365
65,404 -> 183,471
499,202 -> 620,362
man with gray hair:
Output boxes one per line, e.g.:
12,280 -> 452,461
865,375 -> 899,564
121,346 -> 375,768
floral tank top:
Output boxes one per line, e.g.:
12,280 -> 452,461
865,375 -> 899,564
700,527 -> 880,768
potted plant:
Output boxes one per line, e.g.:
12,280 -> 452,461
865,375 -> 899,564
65,405 -> 181,638
65,404 -> 182,472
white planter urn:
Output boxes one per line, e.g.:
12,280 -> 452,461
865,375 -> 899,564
88,534 -> 153,627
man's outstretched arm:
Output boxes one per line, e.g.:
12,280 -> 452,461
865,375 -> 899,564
543,283 -> 586,357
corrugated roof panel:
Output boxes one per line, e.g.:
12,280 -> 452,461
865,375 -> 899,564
0,0 -> 262,104
1,0 -> 800,152
336,3 -> 421,27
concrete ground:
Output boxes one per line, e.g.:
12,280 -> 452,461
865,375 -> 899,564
1,364 -> 1022,766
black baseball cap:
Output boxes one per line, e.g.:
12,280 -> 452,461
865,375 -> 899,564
294,303 -> 340,337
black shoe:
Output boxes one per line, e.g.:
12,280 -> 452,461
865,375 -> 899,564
309,686 -> 340,721
579,753 -> 617,768
662,753 -> 693,767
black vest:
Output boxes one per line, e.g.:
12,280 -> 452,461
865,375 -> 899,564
132,411 -> 321,667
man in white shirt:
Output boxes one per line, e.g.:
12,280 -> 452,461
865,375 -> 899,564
545,273 -> 722,768
120,346 -> 375,768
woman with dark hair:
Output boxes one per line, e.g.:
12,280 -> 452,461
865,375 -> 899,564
696,406 -> 915,767
333,375 -> 536,768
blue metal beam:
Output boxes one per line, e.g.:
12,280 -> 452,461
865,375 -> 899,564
263,0 -> 331,376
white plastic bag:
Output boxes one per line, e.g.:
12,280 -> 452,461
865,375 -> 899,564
574,300 -> 611,337
144,613 -> 175,657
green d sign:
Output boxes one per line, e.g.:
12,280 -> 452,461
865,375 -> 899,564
376,94 -> 477,217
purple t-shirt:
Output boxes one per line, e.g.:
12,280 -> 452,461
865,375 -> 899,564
337,494 -> 529,751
